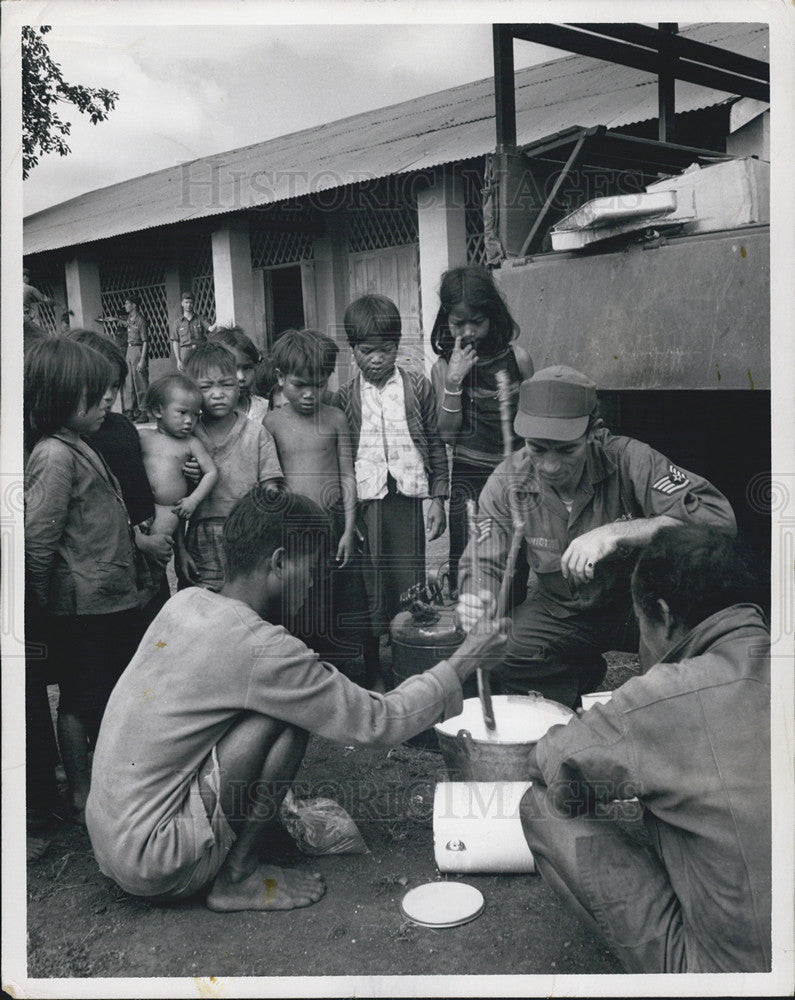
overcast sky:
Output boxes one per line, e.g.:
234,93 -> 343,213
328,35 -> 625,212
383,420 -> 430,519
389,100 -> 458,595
22,23 -> 560,216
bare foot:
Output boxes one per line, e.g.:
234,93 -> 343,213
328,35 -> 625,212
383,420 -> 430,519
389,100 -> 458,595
206,863 -> 325,912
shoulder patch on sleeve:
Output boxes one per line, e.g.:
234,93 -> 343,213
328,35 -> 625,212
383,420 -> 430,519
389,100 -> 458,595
475,517 -> 492,543
652,464 -> 691,495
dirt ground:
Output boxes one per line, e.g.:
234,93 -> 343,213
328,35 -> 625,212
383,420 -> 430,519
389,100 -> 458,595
25,649 -> 641,985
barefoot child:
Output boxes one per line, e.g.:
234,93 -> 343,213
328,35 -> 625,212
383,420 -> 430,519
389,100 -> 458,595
332,294 -> 449,689
138,374 -> 218,546
265,329 -> 366,667
25,338 -> 143,818
86,485 -> 507,910
182,343 -> 282,590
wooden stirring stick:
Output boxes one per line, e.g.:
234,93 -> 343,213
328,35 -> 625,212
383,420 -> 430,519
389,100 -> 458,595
495,369 -> 525,618
466,498 -> 496,731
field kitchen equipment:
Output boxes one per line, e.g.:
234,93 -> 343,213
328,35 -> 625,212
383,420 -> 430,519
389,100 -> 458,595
390,576 -> 466,747
433,781 -> 536,874
434,693 -> 575,781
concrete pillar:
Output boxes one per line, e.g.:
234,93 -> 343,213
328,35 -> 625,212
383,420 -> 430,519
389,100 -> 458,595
211,221 -> 255,333
417,168 -> 467,374
64,257 -> 103,331
313,209 -> 351,387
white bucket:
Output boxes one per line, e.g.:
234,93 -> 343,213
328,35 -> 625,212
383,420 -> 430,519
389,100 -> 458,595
433,781 -> 536,874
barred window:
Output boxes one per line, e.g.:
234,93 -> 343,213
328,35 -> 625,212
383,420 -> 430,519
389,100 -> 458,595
346,177 -> 418,253
99,257 -> 169,359
30,275 -> 59,334
184,239 -> 216,325
250,203 -> 320,269
462,165 -> 487,267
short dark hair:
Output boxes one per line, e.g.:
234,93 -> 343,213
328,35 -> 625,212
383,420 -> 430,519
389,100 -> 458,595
185,342 -> 237,381
210,326 -> 262,366
25,336 -> 112,449
67,328 -> 128,385
271,329 -> 339,380
180,290 -> 194,300
431,266 -> 519,360
222,483 -> 332,580
343,294 -> 402,348
124,293 -> 138,306
631,524 -> 758,634
143,373 -> 202,413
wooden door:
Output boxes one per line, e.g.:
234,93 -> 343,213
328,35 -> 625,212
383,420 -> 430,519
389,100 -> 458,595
347,244 -> 422,375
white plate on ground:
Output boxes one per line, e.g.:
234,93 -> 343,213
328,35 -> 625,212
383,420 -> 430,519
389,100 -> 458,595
401,881 -> 485,928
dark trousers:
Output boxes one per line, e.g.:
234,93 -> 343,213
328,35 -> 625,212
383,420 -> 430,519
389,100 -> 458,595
448,460 -> 494,590
290,506 -> 372,665
496,594 -> 640,708
46,608 -> 145,745
359,479 -> 425,634
26,663 -> 60,816
520,784 -> 688,973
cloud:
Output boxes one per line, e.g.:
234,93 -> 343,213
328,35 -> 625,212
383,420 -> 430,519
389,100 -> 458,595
22,23 -> 560,214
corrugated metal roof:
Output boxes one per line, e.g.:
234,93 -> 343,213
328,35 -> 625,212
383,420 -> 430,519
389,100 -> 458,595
24,22 -> 768,255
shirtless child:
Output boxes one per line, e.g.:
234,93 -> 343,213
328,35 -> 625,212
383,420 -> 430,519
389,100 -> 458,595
138,374 -> 218,546
265,330 -> 372,673
266,330 -> 355,559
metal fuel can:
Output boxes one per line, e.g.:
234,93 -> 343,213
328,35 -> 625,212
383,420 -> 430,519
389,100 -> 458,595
390,578 -> 466,748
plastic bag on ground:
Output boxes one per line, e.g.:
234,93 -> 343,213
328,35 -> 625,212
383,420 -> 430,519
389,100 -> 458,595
279,789 -> 369,855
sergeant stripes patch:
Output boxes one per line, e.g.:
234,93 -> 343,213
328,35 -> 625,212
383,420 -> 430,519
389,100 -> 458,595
652,465 -> 691,494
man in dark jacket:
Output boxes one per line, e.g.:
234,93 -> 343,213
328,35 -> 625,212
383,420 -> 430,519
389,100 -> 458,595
520,524 -> 770,973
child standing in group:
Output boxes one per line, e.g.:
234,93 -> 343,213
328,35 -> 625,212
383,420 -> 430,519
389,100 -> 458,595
138,374 -> 218,569
68,330 -> 175,625
333,295 -> 449,690
25,338 -> 143,819
210,326 -> 270,424
265,329 -> 369,669
430,266 -> 534,594
182,343 -> 282,590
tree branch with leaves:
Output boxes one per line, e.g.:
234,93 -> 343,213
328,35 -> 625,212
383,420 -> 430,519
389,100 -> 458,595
22,25 -> 119,180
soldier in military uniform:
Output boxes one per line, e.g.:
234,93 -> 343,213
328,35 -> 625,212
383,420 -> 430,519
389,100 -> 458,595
97,294 -> 150,421
171,291 -> 214,372
456,365 -> 737,707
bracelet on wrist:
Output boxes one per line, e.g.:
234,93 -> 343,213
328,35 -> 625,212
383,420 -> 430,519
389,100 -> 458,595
441,403 -> 462,413
444,386 -> 463,396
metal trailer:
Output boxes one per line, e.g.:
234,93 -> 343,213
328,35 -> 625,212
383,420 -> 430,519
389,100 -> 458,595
486,25 -> 771,570
493,221 -> 771,567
